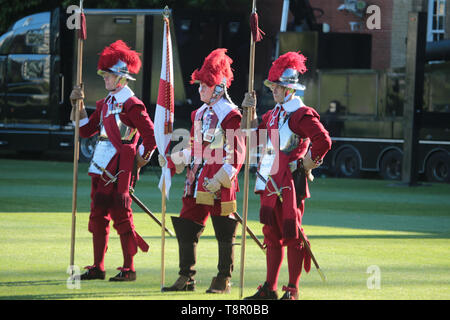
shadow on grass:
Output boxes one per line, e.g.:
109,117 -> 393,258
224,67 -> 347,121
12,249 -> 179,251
308,233 -> 450,240
0,289 -> 151,300
2,159 -> 449,237
303,210 -> 450,236
0,280 -> 66,287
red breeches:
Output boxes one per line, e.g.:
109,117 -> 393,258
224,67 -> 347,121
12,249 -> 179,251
262,199 -> 306,290
179,196 -> 226,226
88,175 -> 135,236
87,175 -> 148,271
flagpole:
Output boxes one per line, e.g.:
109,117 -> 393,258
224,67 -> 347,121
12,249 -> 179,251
160,6 -> 171,291
70,0 -> 85,271
161,177 -> 166,289
239,0 -> 258,300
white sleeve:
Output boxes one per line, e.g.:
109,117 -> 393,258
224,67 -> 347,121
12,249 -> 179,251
72,118 -> 89,127
222,163 -> 237,180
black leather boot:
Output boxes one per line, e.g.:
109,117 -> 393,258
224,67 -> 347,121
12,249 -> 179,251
109,268 -> 136,282
80,266 -> 105,280
205,215 -> 239,293
162,216 -> 205,292
244,282 -> 278,300
161,275 -> 196,292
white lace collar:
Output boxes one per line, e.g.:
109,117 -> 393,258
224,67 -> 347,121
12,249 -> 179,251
197,97 -> 237,123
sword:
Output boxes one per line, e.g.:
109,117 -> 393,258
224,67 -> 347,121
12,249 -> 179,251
233,212 -> 266,254
255,170 -> 326,282
91,161 -> 124,186
298,226 -> 326,282
256,171 -> 290,203
129,187 -> 175,237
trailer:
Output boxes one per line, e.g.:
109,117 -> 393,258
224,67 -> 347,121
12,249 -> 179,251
305,64 -> 450,183
0,7 -> 248,161
271,30 -> 450,183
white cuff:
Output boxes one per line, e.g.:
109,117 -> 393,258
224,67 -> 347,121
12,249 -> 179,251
182,148 -> 191,165
222,163 -> 237,180
72,118 -> 89,127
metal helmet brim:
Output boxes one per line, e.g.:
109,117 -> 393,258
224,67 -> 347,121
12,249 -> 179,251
97,59 -> 136,81
264,68 -> 306,90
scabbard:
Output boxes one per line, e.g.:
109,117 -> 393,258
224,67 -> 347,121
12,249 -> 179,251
298,227 -> 326,282
234,212 -> 266,254
292,162 -> 307,205
130,191 -> 175,237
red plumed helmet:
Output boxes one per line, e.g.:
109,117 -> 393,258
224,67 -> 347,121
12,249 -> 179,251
97,40 -> 142,80
265,51 -> 308,90
190,48 -> 234,88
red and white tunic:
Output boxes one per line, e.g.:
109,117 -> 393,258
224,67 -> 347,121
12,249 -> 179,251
256,96 -> 332,243
182,97 -> 245,216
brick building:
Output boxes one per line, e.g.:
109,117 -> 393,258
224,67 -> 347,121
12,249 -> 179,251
307,0 -> 450,69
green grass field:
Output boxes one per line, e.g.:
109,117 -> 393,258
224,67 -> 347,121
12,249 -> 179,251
0,158 -> 449,300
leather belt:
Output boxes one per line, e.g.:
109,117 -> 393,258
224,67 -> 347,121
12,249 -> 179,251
98,137 -> 134,144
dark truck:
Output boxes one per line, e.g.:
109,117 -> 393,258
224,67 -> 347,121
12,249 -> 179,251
307,65 -> 450,183
0,7 -> 248,161
275,31 -> 450,183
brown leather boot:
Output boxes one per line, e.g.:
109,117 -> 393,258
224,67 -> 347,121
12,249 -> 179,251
161,275 -> 196,292
206,276 -> 231,294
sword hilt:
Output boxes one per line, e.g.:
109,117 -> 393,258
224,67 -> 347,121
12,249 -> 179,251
92,161 -> 124,186
103,170 -> 124,186
267,175 -> 290,203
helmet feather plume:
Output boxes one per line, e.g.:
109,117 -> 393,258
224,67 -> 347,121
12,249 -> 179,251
190,48 -> 234,88
267,51 -> 307,82
97,40 -> 142,74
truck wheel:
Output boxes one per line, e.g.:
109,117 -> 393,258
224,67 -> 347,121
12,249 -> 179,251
335,148 -> 361,178
380,149 -> 402,180
426,151 -> 450,183
79,135 -> 97,163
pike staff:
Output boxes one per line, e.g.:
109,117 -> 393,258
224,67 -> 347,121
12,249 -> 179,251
70,0 -> 87,270
239,0 -> 264,300
155,6 -> 175,290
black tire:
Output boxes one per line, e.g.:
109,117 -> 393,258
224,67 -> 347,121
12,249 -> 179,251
79,135 -> 97,163
380,149 -> 402,180
426,152 -> 450,183
335,148 -> 361,178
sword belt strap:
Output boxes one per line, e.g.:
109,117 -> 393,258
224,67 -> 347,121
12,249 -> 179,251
98,136 -> 134,144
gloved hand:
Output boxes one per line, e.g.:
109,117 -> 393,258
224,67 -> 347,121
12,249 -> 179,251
241,91 -> 257,109
70,84 -> 87,121
158,154 -> 166,167
301,151 -> 323,182
136,153 -> 149,169
204,177 -> 221,193
302,153 -> 322,171
170,151 -> 188,174
204,167 -> 232,193
159,153 -> 187,174
70,84 -> 85,107
241,91 -> 258,130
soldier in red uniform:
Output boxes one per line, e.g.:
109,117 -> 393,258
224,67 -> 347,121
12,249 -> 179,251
70,40 -> 156,282
160,49 -> 245,294
243,52 -> 332,300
